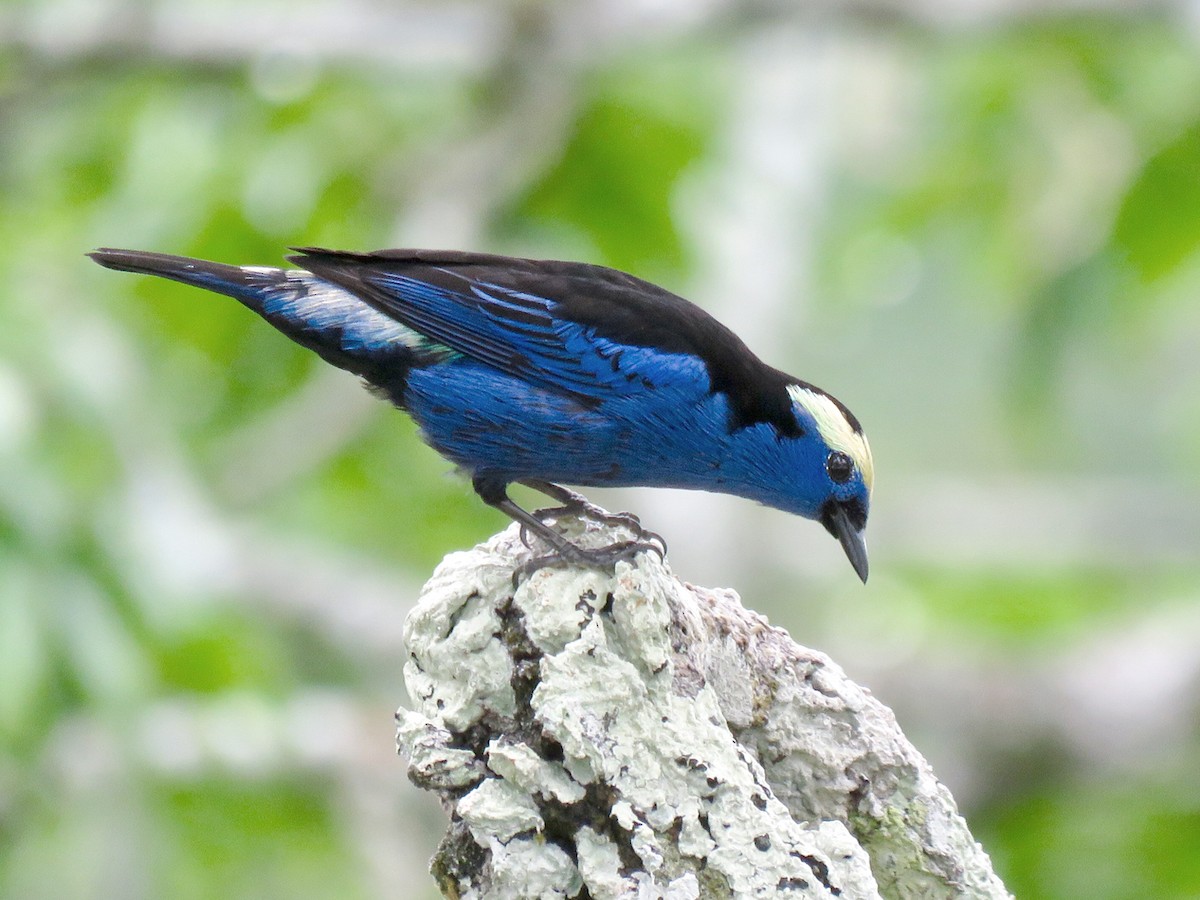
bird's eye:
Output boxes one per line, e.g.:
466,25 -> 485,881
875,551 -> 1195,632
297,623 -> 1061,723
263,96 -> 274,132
826,450 -> 854,484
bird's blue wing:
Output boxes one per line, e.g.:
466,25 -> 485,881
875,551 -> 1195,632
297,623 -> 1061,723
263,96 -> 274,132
295,253 -> 709,402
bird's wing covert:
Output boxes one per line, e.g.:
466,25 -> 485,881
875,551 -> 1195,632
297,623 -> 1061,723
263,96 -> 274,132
290,249 -> 708,402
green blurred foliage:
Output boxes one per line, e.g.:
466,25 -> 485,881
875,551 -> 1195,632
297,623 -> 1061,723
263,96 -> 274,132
153,779 -> 369,900
0,5 -> 1198,899
898,567 -> 1133,645
983,776 -> 1200,900
503,50 -> 722,277
816,16 -> 1200,458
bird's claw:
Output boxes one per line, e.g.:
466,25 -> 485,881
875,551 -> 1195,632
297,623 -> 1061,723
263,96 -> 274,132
512,538 -> 665,586
530,503 -> 665,552
517,522 -> 535,549
508,481 -> 666,584
533,501 -> 638,528
634,528 -> 668,557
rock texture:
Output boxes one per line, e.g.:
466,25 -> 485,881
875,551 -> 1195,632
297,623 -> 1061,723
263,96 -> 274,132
397,513 -> 1010,899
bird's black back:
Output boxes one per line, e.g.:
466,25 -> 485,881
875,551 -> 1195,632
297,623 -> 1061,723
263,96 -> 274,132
291,248 -> 807,437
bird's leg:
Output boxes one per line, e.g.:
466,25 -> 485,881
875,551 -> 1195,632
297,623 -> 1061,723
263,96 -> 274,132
518,479 -> 668,555
472,476 -> 664,581
520,478 -> 640,527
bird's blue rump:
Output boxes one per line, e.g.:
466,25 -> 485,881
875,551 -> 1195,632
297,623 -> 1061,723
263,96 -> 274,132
89,246 -> 874,581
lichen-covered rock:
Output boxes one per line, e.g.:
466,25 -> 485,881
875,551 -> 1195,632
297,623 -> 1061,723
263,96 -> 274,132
398,514 -> 1010,899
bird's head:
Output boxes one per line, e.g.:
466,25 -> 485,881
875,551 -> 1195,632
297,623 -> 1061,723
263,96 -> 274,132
786,384 -> 874,582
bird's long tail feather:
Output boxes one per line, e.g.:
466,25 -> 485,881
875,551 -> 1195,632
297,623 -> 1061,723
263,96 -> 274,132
89,248 -> 422,401
89,249 -> 284,305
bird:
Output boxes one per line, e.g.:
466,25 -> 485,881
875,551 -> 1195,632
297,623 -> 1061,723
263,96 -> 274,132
89,247 -> 874,581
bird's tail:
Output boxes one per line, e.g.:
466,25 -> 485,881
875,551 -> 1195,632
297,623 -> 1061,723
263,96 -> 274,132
89,249 -> 281,302
89,248 -> 424,402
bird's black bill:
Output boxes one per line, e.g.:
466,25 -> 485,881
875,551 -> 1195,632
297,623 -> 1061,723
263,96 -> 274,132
821,501 -> 869,583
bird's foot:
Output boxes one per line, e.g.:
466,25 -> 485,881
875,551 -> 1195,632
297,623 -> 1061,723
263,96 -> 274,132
519,479 -> 665,546
526,496 -> 668,558
513,537 -> 665,584
518,513 -> 667,564
497,479 -> 667,584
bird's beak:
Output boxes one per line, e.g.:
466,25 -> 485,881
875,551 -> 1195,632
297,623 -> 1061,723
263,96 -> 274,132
822,501 -> 869,583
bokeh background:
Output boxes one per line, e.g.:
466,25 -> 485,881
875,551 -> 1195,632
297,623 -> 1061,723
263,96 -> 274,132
3,0 -> 1200,897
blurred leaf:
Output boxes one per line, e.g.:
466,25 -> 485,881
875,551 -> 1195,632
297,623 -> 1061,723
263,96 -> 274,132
902,567 -> 1132,644
156,778 -> 371,900
1112,116 -> 1200,283
502,52 -> 720,277
510,98 -> 704,274
259,415 -> 490,569
155,612 -> 289,695
983,779 -> 1200,899
1007,255 -> 1125,430
0,559 -> 49,739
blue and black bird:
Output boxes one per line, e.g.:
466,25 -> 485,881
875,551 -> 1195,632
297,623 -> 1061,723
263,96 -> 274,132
89,247 -> 874,581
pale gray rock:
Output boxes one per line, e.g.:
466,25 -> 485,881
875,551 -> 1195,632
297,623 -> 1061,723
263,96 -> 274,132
398,513 -> 1010,899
